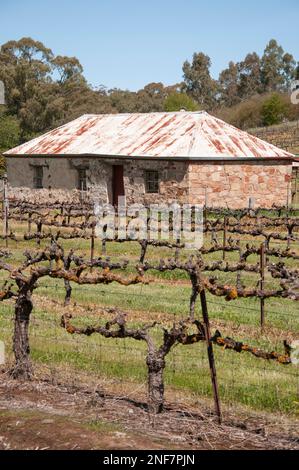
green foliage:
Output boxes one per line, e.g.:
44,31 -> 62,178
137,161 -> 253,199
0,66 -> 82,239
261,39 -> 296,92
215,92 -> 299,130
182,52 -> 218,109
0,110 -> 21,174
164,92 -> 199,112
238,52 -> 263,98
215,95 -> 265,129
0,37 -> 114,141
109,82 -> 179,113
0,111 -> 20,151
218,52 -> 263,105
0,35 -> 298,155
217,40 -> 297,108
218,61 -> 241,107
261,93 -> 288,126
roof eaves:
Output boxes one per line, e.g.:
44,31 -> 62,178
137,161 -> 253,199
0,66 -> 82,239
3,153 -> 295,161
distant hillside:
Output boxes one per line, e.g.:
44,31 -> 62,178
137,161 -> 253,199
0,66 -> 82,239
249,121 -> 299,155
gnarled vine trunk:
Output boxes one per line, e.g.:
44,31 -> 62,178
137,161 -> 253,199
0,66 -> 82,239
11,291 -> 33,380
64,279 -> 72,306
146,354 -> 165,414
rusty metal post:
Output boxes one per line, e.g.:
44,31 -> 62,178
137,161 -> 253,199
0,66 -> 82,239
260,242 -> 266,330
222,216 -> 227,261
200,289 -> 222,424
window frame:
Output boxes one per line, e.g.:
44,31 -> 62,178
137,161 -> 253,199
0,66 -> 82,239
145,170 -> 159,194
77,168 -> 87,191
33,166 -> 43,189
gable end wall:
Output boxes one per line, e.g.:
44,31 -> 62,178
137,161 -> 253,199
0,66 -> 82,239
188,161 -> 292,208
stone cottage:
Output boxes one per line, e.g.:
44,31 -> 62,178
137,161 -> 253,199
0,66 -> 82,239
4,111 -> 295,208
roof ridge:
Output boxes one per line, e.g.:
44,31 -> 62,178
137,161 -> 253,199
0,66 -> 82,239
80,111 -> 209,117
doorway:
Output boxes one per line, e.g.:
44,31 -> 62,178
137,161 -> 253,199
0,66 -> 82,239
112,165 -> 125,206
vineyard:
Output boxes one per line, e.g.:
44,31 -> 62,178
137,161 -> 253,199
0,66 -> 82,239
0,199 -> 298,450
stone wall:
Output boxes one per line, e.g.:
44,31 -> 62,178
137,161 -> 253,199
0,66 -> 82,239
188,160 -> 292,208
6,157 -> 189,205
6,187 -> 85,205
119,159 -> 189,205
6,156 -> 293,208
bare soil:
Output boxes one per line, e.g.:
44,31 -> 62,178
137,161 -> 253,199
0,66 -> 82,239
0,370 -> 298,450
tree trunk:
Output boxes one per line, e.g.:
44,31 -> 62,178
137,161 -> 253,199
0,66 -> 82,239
146,354 -> 165,414
11,292 -> 33,380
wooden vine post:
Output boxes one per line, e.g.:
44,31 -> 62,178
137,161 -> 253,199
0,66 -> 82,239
200,287 -> 222,424
260,242 -> 266,330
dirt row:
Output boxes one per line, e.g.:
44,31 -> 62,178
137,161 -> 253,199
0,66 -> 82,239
0,370 -> 298,450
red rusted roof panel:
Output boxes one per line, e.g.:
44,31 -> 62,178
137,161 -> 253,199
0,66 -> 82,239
4,111 -> 294,159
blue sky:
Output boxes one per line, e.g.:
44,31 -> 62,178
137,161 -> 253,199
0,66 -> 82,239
0,0 -> 298,90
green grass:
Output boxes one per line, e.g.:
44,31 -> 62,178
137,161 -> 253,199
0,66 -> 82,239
0,300 -> 298,415
86,420 -> 121,433
34,277 -> 299,330
0,220 -> 298,417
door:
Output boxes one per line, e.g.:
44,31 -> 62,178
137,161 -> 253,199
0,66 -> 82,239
112,165 -> 125,206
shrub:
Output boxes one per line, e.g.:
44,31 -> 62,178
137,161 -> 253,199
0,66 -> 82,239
164,92 -> 199,112
261,93 -> 288,126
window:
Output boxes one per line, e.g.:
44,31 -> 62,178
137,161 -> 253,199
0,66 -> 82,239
145,170 -> 159,193
33,166 -> 43,189
77,168 -> 87,190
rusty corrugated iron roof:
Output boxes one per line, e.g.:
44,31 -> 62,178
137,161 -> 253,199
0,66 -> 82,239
4,111 -> 294,159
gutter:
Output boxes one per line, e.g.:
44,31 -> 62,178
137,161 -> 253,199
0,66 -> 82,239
3,153 -> 295,162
